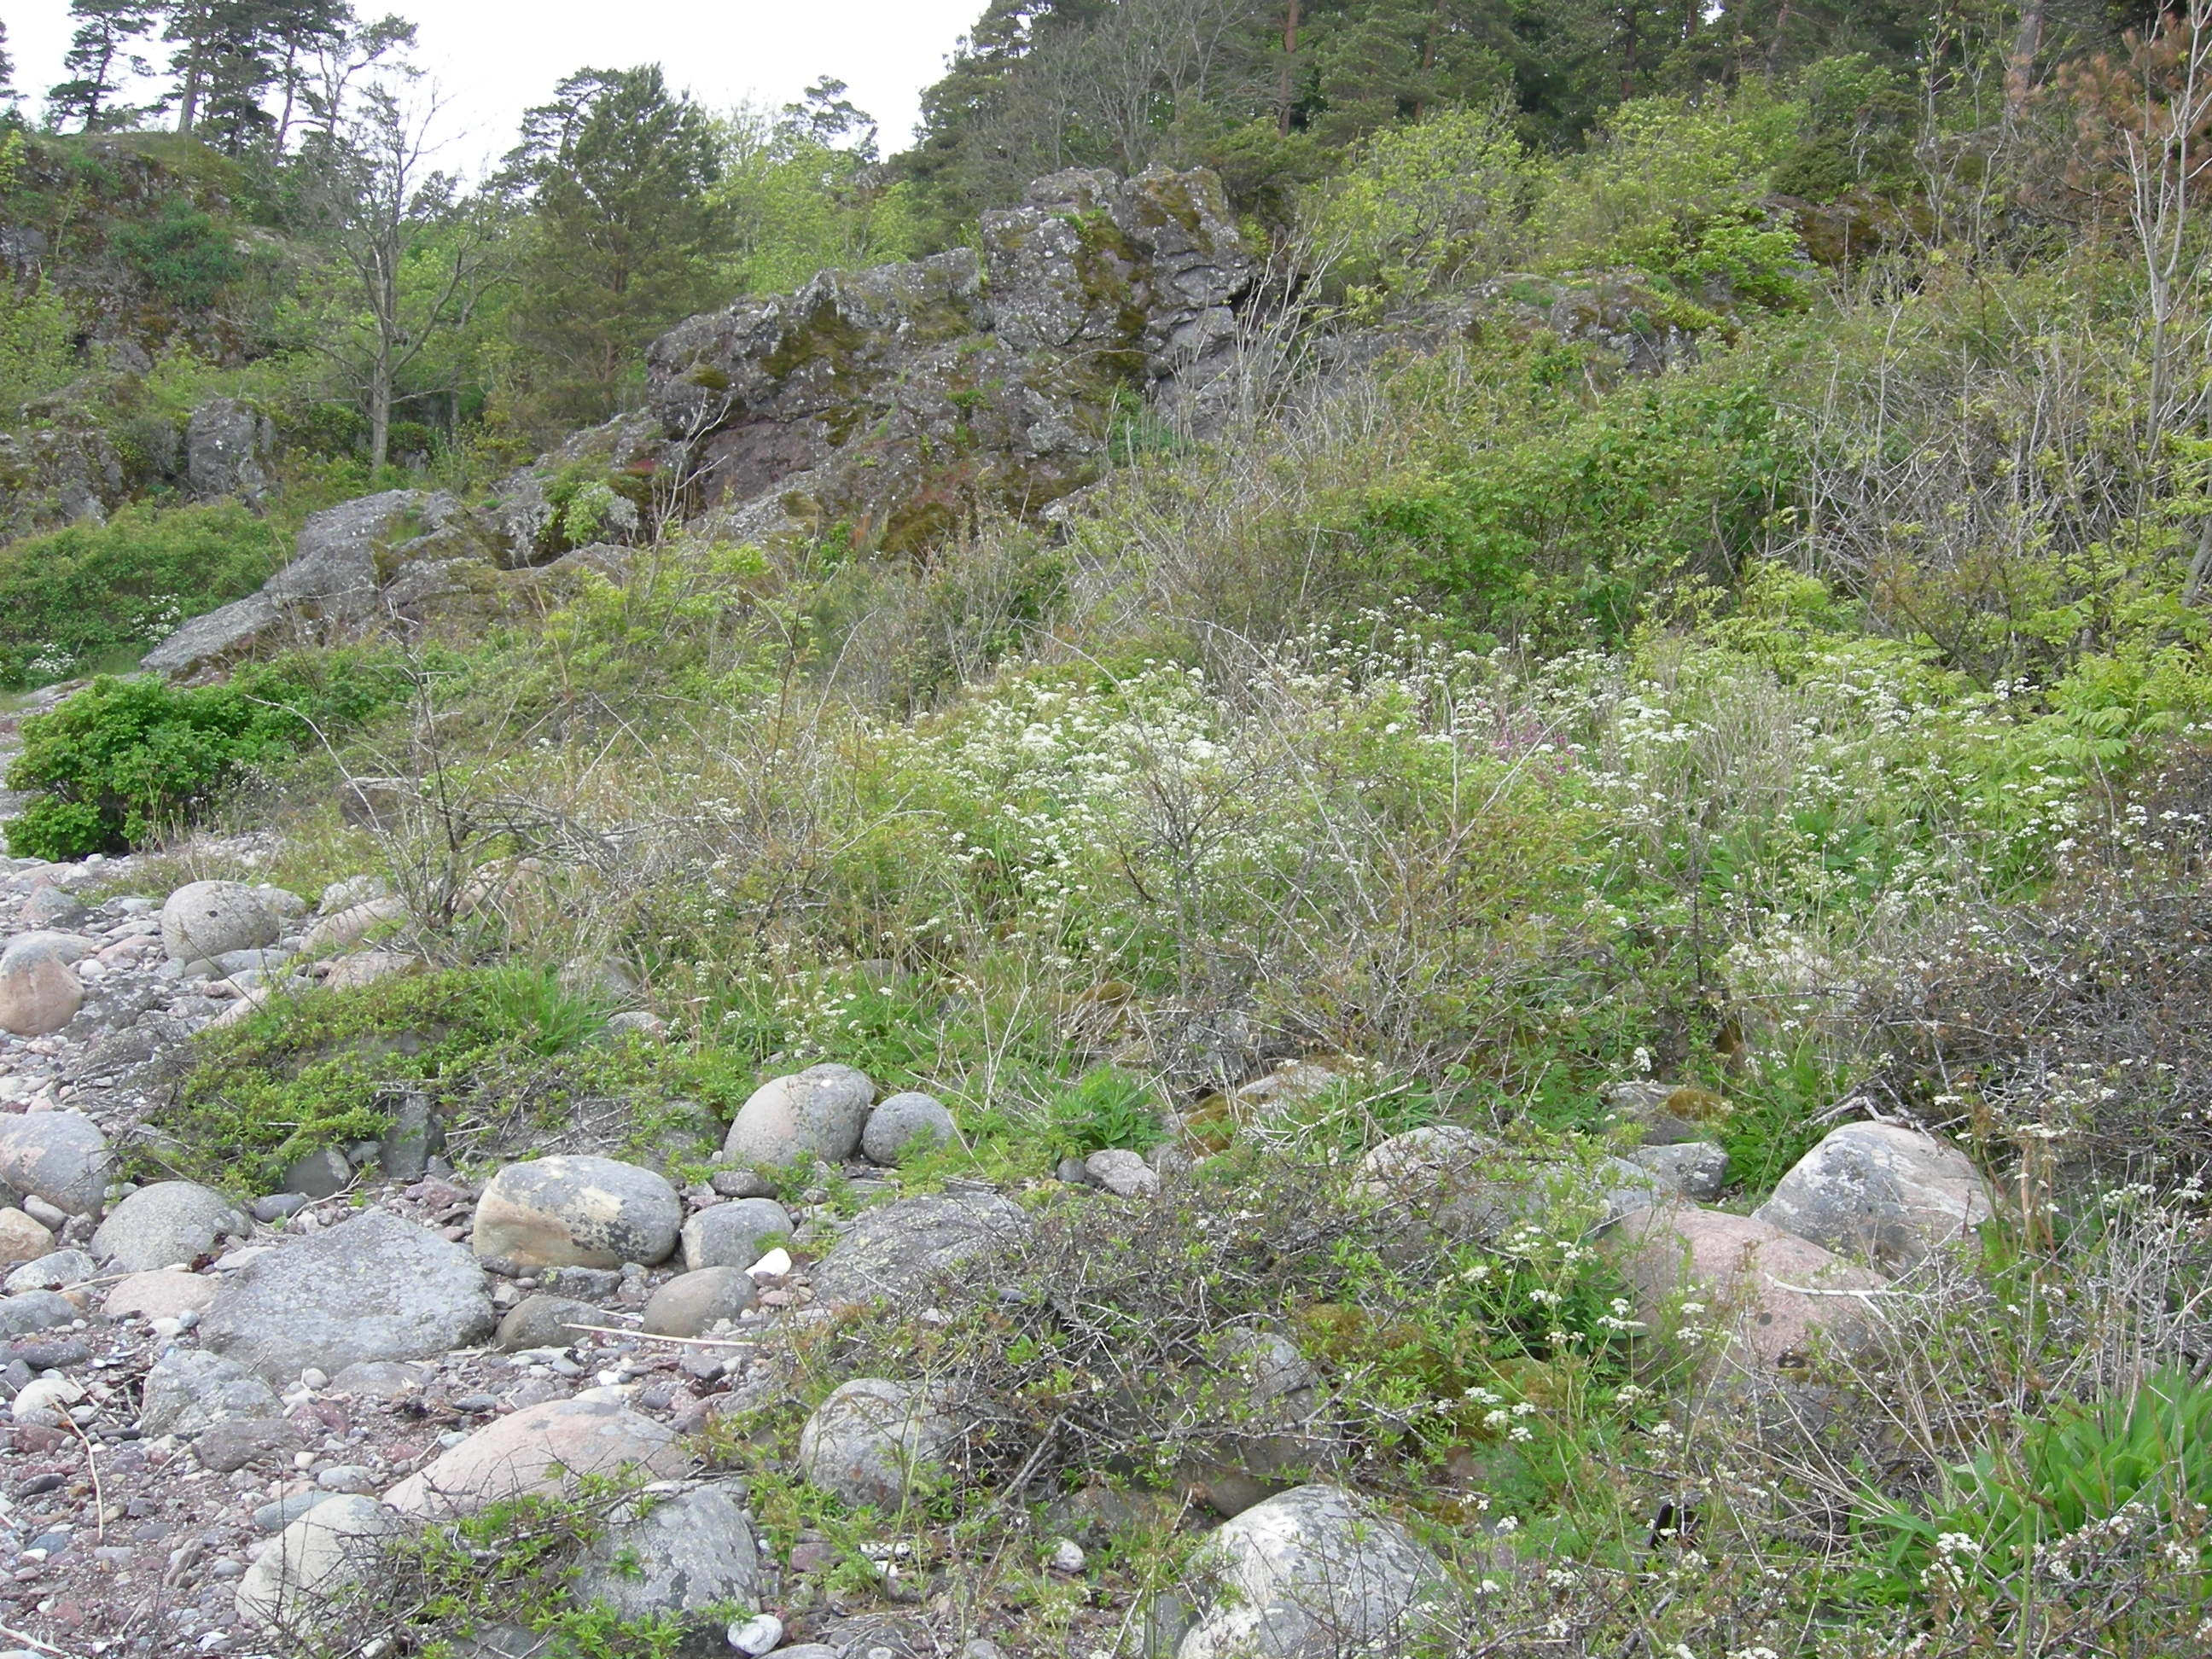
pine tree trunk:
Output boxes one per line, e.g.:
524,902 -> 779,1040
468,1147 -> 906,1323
1278,0 -> 1300,135
2005,0 -> 2046,122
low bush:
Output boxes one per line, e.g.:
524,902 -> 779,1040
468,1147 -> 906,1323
3,651 -> 410,860
0,502 -> 282,689
146,963 -> 755,1190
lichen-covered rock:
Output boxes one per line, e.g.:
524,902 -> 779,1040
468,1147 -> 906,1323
571,1482 -> 762,1651
1752,1121 -> 1993,1272
471,1155 -> 682,1269
808,1190 -> 1030,1309
679,1197 -> 792,1272
161,881 -> 279,963
1174,1483 -> 1445,1659
140,1348 -> 285,1436
92,1180 -> 249,1272
199,1210 -> 496,1383
185,397 -> 273,501
0,1110 -> 114,1215
722,1064 -> 875,1166
860,1091 -> 957,1166
643,167 -> 1252,557
798,1378 -> 958,1510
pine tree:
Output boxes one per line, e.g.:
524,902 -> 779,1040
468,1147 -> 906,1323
0,20 -> 17,106
505,66 -> 725,425
49,2 -> 159,132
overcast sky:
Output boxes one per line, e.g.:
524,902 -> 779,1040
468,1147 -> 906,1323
3,0 -> 982,168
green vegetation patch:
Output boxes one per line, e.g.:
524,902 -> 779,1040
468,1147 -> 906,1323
0,503 -> 283,690
148,963 -> 757,1192
3,651 -> 412,862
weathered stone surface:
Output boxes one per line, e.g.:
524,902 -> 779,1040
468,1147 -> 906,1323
234,1495 -> 411,1634
0,1111 -> 114,1215
161,881 -> 279,963
4,1247 -> 96,1292
303,895 -> 408,953
495,1293 -> 601,1352
722,1064 -> 875,1166
139,590 -> 283,676
1085,1148 -> 1160,1198
378,1094 -> 443,1181
1180,1328 -> 1340,1518
1752,1121 -> 1993,1272
471,1156 -> 682,1269
282,1146 -> 352,1199
185,397 -> 272,501
678,1197 -> 792,1272
572,1482 -> 762,1651
105,1267 -> 219,1320
383,1392 -> 689,1516
197,1414 -> 306,1472
642,1266 -> 758,1337
200,1210 -> 496,1384
0,934 -> 84,1036
139,1349 -> 286,1436
91,1180 -> 248,1272
808,1190 -> 1030,1309
1174,1483 -> 1445,1659
263,489 -> 428,623
323,950 -> 415,992
860,1092 -> 957,1166
0,1207 -> 54,1266
1611,1206 -> 1890,1378
20,886 -> 87,929
0,1289 -> 78,1336
1626,1140 -> 1731,1202
1354,1125 -> 1525,1243
643,168 -> 1252,558
798,1378 -> 957,1511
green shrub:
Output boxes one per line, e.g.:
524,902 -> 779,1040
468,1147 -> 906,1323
109,198 -> 246,309
1853,1367 -> 2212,1609
1044,1065 -> 1166,1158
1307,102 -> 1539,309
3,652 -> 410,859
0,502 -> 282,689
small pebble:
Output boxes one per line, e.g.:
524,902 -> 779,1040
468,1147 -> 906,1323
1048,1538 -> 1086,1575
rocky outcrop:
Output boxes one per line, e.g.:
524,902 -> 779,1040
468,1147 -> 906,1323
140,492 -> 442,675
185,398 -> 274,502
644,166 -> 1253,554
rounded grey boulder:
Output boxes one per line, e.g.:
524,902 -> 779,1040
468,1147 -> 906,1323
642,1266 -> 759,1337
722,1063 -> 875,1166
1752,1121 -> 1993,1273
1174,1483 -> 1445,1659
161,881 -> 280,963
861,1091 -> 958,1166
572,1481 -> 762,1640
798,1377 -> 958,1510
809,1190 -> 1030,1310
471,1155 -> 682,1269
92,1180 -> 250,1272
139,1348 -> 285,1436
199,1210 -> 496,1384
0,1111 -> 115,1216
496,1293 -> 601,1352
679,1197 -> 792,1272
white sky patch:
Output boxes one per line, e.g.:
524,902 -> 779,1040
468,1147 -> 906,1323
4,0 -> 981,171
